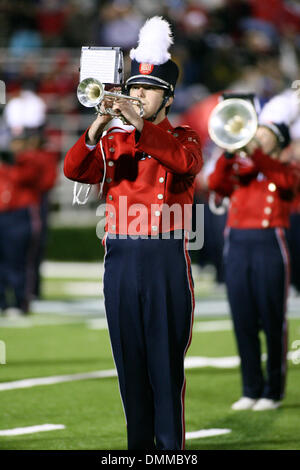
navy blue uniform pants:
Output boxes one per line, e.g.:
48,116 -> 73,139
198,201 -> 226,284
103,231 -> 194,450
0,207 -> 40,312
224,228 -> 289,400
287,213 -> 300,292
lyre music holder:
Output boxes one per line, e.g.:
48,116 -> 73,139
79,46 -> 124,86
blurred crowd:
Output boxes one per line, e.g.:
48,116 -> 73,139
0,0 -> 300,314
1,0 -> 300,115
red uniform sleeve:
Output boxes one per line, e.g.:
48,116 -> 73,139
135,121 -> 203,176
251,148 -> 299,192
64,129 -> 104,184
208,154 -> 236,196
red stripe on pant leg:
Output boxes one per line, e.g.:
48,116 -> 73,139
181,379 -> 187,450
275,227 -> 290,399
184,233 -> 195,350
181,233 -> 195,450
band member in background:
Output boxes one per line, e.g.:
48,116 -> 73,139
208,119 -> 300,411
64,17 -> 202,450
258,89 -> 300,295
25,129 -> 58,299
0,128 -> 57,316
287,138 -> 300,294
0,132 -> 41,316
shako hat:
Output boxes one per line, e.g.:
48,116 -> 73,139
126,16 -> 179,95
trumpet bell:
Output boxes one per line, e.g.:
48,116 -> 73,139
76,77 -> 144,120
208,98 -> 258,152
77,78 -> 105,108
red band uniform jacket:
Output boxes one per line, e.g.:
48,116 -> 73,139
208,149 -> 300,229
0,152 -> 41,211
64,117 -> 203,235
0,149 -> 58,212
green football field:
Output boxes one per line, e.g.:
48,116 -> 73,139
0,263 -> 300,451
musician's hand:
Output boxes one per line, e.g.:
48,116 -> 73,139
244,137 -> 260,155
85,86 -> 122,146
245,126 -> 279,157
86,113 -> 111,145
112,98 -> 144,132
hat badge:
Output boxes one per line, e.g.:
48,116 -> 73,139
139,63 -> 154,75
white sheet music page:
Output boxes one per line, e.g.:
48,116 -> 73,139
80,49 -> 117,83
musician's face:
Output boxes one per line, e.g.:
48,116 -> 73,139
256,126 -> 279,155
129,84 -> 172,121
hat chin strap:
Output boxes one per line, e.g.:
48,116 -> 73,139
146,93 -> 171,122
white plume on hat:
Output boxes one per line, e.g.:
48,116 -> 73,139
129,16 -> 174,65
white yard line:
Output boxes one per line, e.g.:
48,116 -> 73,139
192,320 -> 233,332
0,370 -> 117,391
0,317 -> 87,329
1,315 -> 298,331
0,423 -> 229,440
87,317 -> 299,332
41,261 -> 103,279
31,299 -> 106,316
63,282 -> 102,296
184,356 -> 240,369
0,424 -> 65,436
0,352 -> 296,392
186,429 -> 231,440
28,297 -> 300,318
86,318 -> 108,330
86,318 -> 233,332
0,316 -> 232,331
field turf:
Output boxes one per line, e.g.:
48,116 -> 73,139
0,266 -> 300,451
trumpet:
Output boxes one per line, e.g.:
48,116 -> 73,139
208,98 -> 258,152
77,77 -> 144,121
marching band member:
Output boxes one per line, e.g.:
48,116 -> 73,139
0,132 -> 42,316
21,130 -> 58,299
64,17 -> 202,450
288,138 -> 300,294
208,116 -> 300,411
259,89 -> 300,295
0,128 -> 57,316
